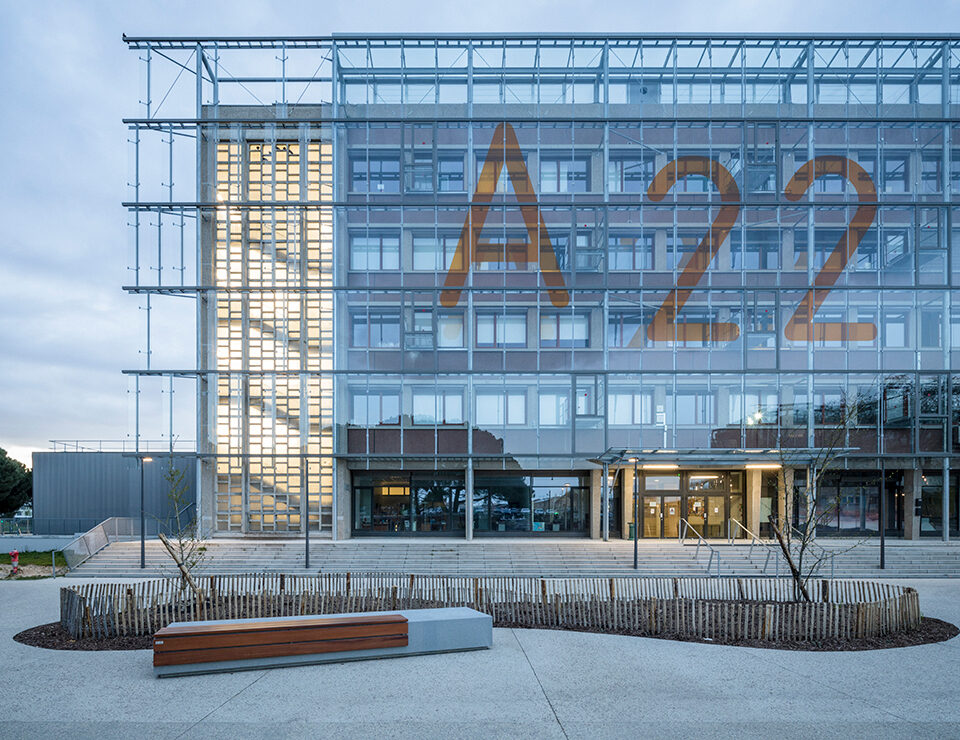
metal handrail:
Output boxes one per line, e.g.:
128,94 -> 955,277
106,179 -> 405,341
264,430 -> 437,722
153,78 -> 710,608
728,518 -> 782,576
789,524 -> 836,579
50,439 -> 196,453
678,517 -> 721,577
59,517 -> 137,571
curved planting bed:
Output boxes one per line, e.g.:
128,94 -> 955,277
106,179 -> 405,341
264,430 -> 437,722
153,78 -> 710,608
30,574 -> 940,652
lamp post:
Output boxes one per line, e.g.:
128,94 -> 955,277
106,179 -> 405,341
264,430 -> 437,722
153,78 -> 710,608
140,456 -> 153,569
879,471 -> 886,570
632,457 -> 639,570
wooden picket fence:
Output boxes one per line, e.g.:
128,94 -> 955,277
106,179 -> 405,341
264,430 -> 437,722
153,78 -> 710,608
59,574 -> 921,643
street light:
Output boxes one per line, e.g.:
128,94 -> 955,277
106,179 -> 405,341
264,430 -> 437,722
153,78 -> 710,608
140,456 -> 153,569
631,458 -> 639,570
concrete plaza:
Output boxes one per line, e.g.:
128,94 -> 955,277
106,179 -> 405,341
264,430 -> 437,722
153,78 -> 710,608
2,577 -> 959,739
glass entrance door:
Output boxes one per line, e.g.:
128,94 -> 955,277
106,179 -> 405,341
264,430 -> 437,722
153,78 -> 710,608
637,470 -> 745,539
663,495 -> 681,538
642,497 -> 661,538
706,495 -> 726,538
642,495 -> 681,537
686,496 -> 705,536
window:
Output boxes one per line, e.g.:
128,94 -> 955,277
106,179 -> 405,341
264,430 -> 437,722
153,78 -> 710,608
676,392 -> 715,425
475,391 -> 527,425
412,390 -> 463,425
406,153 -> 465,193
476,152 -> 531,194
666,232 -> 704,271
438,156 -> 465,191
476,313 -> 526,348
408,153 -> 433,192
351,311 -> 400,348
882,310 -> 908,348
607,312 -> 645,348
474,232 -> 530,271
350,391 -> 400,425
405,309 -> 434,349
607,392 -> 652,425
883,229 -> 912,266
540,313 -> 589,348
608,234 -> 653,270
437,313 -> 465,348
731,230 -> 780,270
922,155 -> 942,193
350,154 -> 400,193
551,231 -> 590,271
539,391 -> 570,426
729,392 -> 778,425
921,309 -> 943,348
812,392 -> 844,425
412,234 -> 462,271
540,156 -> 589,193
349,233 -> 400,271
882,154 -> 909,194
607,156 -> 653,193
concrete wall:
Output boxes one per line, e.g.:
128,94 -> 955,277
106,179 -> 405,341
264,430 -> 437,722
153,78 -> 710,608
32,452 -> 197,535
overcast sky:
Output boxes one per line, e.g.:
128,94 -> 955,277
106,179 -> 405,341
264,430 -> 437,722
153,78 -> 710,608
1,0 -> 958,467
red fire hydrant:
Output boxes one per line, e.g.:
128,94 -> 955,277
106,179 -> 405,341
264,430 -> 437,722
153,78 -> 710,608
9,550 -> 19,576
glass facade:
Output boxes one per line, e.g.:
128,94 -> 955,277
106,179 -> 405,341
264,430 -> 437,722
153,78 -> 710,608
125,35 -> 960,539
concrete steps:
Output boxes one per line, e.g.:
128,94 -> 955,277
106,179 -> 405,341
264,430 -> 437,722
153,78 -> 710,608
67,538 -> 960,579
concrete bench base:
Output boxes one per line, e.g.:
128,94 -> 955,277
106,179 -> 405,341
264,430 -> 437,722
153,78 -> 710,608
154,607 -> 492,678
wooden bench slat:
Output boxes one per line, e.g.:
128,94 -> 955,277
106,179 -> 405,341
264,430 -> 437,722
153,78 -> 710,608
154,634 -> 409,666
154,614 -> 406,638
154,622 -> 407,652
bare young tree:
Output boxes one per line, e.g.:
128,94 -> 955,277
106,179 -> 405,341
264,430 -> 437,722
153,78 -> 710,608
771,385 -> 878,601
156,462 -> 205,597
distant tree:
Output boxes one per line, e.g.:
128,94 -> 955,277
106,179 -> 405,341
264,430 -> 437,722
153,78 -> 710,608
0,449 -> 31,516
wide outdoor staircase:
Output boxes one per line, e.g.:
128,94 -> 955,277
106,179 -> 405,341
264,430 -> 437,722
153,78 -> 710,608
70,539 -> 736,578
65,537 -> 960,579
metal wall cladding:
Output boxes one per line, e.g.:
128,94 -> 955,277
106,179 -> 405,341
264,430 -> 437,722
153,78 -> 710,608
32,452 -> 197,535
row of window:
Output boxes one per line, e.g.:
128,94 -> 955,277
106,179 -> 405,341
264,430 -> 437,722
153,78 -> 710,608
340,76 -> 960,108
348,225 -> 946,274
348,387 -> 926,428
348,150 -> 960,195
351,311 -> 588,349
350,306 -> 959,350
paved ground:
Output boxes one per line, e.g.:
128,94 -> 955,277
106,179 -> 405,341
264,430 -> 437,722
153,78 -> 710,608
3,577 -> 960,739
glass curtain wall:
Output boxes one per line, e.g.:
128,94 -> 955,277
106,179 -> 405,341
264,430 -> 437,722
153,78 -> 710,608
158,35 -> 960,537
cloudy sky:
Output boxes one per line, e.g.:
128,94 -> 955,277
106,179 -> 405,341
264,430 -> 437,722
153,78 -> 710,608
1,0 -> 957,467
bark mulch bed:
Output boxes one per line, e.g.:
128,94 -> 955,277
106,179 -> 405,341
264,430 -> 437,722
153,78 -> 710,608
14,616 -> 958,653
496,616 -> 959,651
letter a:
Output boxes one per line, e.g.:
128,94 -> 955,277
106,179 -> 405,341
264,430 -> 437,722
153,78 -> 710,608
440,123 -> 569,308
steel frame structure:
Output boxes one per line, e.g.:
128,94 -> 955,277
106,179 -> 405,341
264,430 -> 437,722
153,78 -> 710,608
124,34 -> 960,542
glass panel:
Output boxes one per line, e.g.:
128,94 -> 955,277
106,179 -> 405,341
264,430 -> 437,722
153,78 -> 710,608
643,496 -> 661,538
688,472 -> 724,491
686,496 -> 705,536
663,496 -> 681,538
729,495 -> 745,539
643,474 -> 680,490
706,495 -> 726,538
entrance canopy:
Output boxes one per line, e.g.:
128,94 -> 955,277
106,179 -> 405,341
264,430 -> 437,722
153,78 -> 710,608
590,448 -> 838,469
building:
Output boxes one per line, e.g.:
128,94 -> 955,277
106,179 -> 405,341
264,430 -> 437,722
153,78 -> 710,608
105,33 -> 960,542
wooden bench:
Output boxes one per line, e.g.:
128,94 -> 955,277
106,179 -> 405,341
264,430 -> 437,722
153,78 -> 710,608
153,608 -> 491,678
